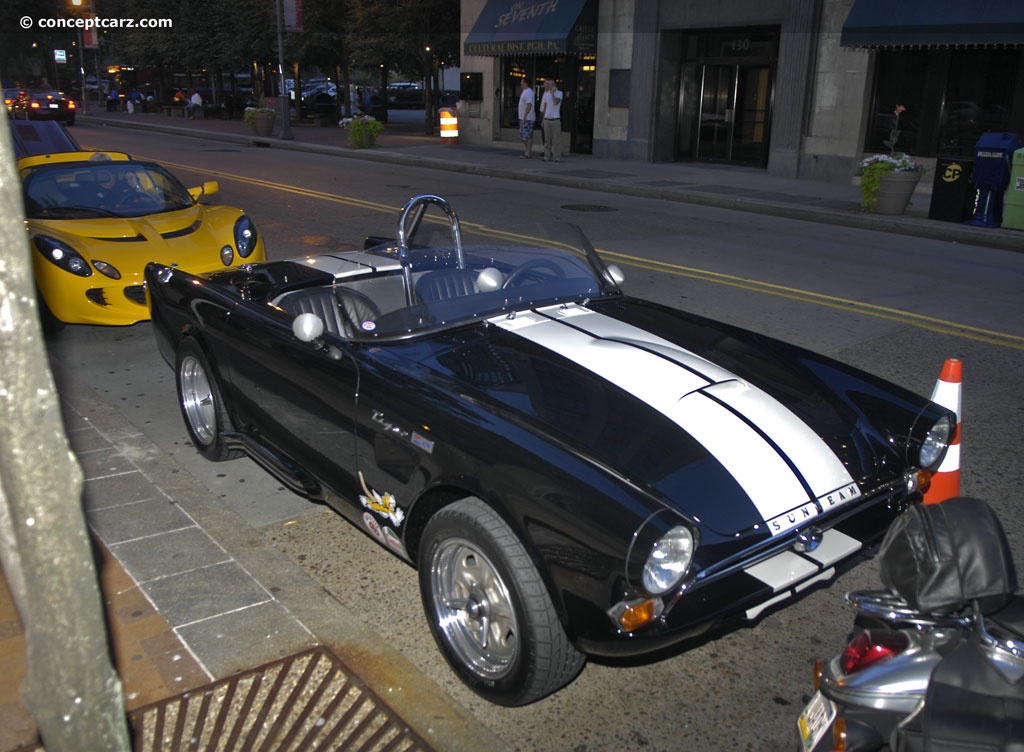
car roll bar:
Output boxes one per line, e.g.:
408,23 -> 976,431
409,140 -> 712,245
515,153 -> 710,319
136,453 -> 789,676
397,194 -> 464,306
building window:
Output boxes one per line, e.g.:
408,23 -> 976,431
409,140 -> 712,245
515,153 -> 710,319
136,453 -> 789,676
866,49 -> 1023,158
500,57 -> 571,128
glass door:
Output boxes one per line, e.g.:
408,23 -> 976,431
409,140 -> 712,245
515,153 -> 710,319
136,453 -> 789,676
569,61 -> 595,154
732,65 -> 771,164
696,64 -> 771,165
697,65 -> 734,161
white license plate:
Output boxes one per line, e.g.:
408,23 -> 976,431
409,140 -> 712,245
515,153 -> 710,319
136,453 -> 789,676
48,103 -> 59,109
797,690 -> 836,752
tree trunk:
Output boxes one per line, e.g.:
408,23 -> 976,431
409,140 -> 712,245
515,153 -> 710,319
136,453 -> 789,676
0,109 -> 131,752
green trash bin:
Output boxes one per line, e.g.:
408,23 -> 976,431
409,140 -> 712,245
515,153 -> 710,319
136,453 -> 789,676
1003,147 -> 1024,230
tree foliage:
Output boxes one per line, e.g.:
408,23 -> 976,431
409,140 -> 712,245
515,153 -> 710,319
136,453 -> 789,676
4,0 -> 459,95
347,0 -> 459,83
110,0 -> 277,73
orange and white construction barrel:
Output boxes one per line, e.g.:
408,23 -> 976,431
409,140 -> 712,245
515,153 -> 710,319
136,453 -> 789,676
439,107 -> 459,145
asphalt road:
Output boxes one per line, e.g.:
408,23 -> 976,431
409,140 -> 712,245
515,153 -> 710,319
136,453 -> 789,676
45,122 -> 1024,751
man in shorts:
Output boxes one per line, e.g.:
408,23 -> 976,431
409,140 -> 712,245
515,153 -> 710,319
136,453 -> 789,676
518,79 -> 535,159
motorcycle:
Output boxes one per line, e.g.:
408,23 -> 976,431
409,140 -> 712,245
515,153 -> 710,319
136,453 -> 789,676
798,497 -> 1024,751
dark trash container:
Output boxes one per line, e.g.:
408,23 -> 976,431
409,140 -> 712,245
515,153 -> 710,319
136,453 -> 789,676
928,157 -> 975,223
310,93 -> 339,127
966,132 -> 1021,227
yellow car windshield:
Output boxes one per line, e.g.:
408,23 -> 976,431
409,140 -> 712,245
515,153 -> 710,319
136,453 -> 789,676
22,161 -> 195,219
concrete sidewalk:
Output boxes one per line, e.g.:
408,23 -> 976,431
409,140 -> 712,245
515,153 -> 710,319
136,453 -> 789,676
1,353 -> 510,751
79,109 -> 1023,252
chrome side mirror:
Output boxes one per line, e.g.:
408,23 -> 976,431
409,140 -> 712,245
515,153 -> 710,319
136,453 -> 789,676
605,264 -> 625,286
292,312 -> 324,342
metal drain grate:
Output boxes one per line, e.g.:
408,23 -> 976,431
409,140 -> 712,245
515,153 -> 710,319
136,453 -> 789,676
129,647 -> 433,752
559,204 -> 618,212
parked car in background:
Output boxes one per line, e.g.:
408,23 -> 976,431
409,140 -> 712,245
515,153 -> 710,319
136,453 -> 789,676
144,194 -> 956,706
11,88 -> 76,125
19,150 -> 266,331
4,87 -> 24,113
387,82 -> 425,109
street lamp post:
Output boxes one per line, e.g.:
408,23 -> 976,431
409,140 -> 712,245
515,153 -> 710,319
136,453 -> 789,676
274,0 -> 294,140
71,0 -> 89,115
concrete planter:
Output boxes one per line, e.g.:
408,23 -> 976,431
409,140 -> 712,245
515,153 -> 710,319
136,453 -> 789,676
252,112 -> 275,137
871,171 -> 922,215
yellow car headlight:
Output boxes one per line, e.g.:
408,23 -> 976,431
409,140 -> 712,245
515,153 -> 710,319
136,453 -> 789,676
34,235 -> 92,277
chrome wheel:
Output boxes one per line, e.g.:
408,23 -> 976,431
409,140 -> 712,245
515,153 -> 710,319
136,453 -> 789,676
419,498 -> 584,705
174,340 -> 241,462
179,354 -> 216,447
430,537 -> 519,679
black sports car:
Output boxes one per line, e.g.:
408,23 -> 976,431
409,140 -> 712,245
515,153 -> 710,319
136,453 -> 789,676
145,195 -> 955,706
12,88 -> 76,125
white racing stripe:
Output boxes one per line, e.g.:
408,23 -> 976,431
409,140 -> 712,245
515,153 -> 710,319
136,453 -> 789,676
492,305 -> 859,535
742,529 -> 862,619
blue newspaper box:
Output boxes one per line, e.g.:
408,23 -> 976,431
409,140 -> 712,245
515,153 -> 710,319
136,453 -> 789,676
966,132 -> 1021,227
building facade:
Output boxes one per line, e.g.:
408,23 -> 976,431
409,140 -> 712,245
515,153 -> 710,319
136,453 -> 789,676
458,0 -> 1024,184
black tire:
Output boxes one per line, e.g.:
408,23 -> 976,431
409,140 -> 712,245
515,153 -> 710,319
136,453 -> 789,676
419,497 -> 585,706
175,339 -> 242,461
36,292 -> 65,336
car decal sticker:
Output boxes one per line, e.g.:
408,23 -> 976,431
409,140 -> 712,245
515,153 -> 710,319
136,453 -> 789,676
383,526 -> 406,555
411,431 -> 435,454
491,304 -> 859,535
363,512 -> 385,543
358,472 -> 405,526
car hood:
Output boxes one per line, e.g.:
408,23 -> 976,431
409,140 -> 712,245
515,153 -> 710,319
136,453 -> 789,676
420,300 -> 930,540
28,205 -> 235,271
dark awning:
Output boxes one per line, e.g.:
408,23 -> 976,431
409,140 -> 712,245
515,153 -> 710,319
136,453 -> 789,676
464,0 -> 598,57
842,0 -> 1024,48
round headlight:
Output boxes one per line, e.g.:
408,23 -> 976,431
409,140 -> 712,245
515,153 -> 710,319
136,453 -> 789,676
919,415 -> 952,469
642,525 -> 695,595
234,215 -> 258,258
220,245 -> 235,266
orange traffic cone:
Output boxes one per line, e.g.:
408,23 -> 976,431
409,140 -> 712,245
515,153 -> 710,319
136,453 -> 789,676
923,358 -> 962,504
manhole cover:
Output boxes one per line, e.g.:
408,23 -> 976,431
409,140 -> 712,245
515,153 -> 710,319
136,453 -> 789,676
130,647 -> 433,751
560,204 -> 618,212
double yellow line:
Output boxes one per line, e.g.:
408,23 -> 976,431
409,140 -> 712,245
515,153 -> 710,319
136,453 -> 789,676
162,160 -> 1024,351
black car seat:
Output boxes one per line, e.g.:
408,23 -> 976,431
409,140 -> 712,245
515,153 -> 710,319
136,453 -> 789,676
279,286 -> 380,338
336,287 -> 381,335
415,268 -> 478,302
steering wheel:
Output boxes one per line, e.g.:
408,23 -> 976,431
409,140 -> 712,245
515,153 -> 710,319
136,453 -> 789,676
502,259 -> 566,289
114,192 -> 163,212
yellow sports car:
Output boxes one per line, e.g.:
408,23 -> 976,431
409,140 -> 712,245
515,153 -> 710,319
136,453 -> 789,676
20,150 -> 266,330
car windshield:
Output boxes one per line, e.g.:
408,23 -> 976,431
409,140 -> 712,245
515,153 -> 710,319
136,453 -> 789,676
21,159 -> 196,219
276,195 -> 624,342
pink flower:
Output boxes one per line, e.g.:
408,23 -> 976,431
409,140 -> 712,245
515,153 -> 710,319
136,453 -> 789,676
894,104 -> 907,116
